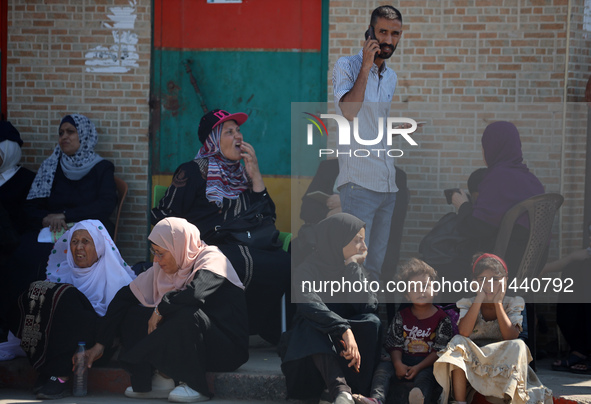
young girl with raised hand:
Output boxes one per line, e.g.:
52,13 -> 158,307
433,253 -> 553,404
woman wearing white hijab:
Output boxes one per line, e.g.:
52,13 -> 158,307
8,219 -> 135,399
84,218 -> 249,403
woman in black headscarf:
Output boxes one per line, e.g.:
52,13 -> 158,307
280,213 -> 381,404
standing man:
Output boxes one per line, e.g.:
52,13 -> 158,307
332,5 -> 403,283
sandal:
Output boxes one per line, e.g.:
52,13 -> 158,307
552,352 -> 586,372
570,360 -> 591,374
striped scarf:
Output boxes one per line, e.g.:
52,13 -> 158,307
195,126 -> 249,207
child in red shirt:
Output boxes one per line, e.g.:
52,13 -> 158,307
354,258 -> 454,404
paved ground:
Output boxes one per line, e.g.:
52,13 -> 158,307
0,390 -> 282,404
1,347 -> 590,404
536,358 -> 591,404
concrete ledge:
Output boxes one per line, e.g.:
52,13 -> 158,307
0,343 -> 296,401
1,353 -> 590,404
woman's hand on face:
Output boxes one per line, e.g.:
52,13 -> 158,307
73,343 -> 104,370
451,189 -> 469,211
344,250 -> 368,266
341,329 -> 361,372
240,142 -> 265,192
42,213 -> 67,233
148,311 -> 162,334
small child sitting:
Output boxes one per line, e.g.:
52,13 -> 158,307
353,258 -> 454,404
433,253 -> 553,404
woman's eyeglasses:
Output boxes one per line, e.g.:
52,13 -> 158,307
150,248 -> 166,259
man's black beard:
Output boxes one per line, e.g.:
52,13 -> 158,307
377,43 -> 396,59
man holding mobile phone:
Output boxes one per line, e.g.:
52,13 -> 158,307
332,5 -> 403,284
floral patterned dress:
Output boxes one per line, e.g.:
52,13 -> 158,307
433,296 -> 553,404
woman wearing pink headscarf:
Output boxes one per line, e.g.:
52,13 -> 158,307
84,217 -> 248,403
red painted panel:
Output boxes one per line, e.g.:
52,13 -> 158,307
0,0 -> 6,119
154,0 -> 321,51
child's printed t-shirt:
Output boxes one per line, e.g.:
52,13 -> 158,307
384,306 -> 454,356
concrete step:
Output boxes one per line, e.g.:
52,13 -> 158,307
0,340 -> 300,401
0,389 -> 291,404
1,339 -> 590,404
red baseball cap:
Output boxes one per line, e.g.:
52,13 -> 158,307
198,109 -> 248,144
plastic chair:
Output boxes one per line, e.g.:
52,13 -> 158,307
113,176 -> 128,243
152,184 -> 168,208
493,193 -> 564,370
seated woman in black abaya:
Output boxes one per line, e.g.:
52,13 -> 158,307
5,220 -> 135,399
280,213 -> 381,404
84,217 -> 249,403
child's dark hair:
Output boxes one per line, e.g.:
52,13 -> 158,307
471,253 -> 508,278
396,257 -> 438,283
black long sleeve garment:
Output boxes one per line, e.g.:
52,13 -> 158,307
97,269 -> 249,355
24,159 -> 117,234
300,159 -> 339,225
97,269 -> 249,397
150,159 -> 275,243
282,260 -> 378,364
0,166 -> 36,235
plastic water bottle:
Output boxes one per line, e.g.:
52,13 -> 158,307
72,342 -> 88,397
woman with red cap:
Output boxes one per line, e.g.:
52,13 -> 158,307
151,109 -> 291,345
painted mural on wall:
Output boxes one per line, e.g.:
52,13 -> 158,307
85,0 -> 140,73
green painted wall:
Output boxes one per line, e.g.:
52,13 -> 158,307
151,50 -> 323,176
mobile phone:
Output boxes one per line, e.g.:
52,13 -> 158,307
364,26 -> 378,60
444,188 -> 461,205
364,25 -> 377,41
